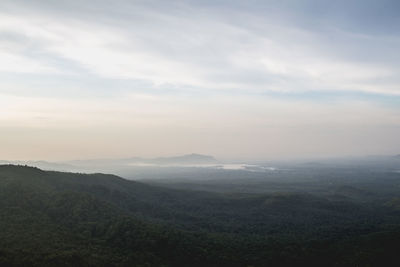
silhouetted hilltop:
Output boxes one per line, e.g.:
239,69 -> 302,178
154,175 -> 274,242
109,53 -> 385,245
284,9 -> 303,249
150,153 -> 218,165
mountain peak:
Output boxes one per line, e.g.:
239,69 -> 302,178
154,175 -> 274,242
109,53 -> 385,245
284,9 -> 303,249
151,154 -> 218,165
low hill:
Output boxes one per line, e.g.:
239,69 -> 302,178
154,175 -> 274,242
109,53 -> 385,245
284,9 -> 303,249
68,153 -> 218,167
150,153 -> 218,165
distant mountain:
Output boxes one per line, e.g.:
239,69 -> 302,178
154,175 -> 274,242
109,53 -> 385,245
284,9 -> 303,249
148,153 -> 218,165
67,157 -> 143,167
0,154 -> 219,176
68,153 -> 218,167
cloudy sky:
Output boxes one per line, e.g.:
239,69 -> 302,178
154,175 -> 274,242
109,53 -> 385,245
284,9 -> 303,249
0,0 -> 399,160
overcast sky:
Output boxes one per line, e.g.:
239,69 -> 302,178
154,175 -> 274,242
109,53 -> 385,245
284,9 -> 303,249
0,0 -> 399,161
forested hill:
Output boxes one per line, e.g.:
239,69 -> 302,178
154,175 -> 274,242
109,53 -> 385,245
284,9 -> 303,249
1,164 -> 400,267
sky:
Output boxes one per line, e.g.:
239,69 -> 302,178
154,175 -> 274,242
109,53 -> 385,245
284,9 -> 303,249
0,0 -> 399,161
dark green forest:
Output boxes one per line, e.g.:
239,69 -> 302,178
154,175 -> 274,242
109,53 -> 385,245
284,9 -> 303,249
1,164 -> 400,266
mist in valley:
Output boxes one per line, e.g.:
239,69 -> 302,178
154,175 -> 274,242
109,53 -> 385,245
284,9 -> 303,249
1,0 -> 400,266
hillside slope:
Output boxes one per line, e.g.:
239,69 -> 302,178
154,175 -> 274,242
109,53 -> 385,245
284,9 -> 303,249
1,165 -> 400,266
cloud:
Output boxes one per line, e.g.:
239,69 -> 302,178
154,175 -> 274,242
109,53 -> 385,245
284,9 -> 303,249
0,0 -> 399,96
0,0 -> 399,159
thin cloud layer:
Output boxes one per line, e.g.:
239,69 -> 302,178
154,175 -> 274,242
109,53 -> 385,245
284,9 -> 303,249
0,0 -> 399,160
1,0 -> 399,95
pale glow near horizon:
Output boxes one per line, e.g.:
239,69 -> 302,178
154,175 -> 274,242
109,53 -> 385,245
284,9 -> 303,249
0,0 -> 399,160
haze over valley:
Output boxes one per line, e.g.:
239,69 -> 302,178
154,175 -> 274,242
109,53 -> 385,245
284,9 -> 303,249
1,0 -> 400,266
